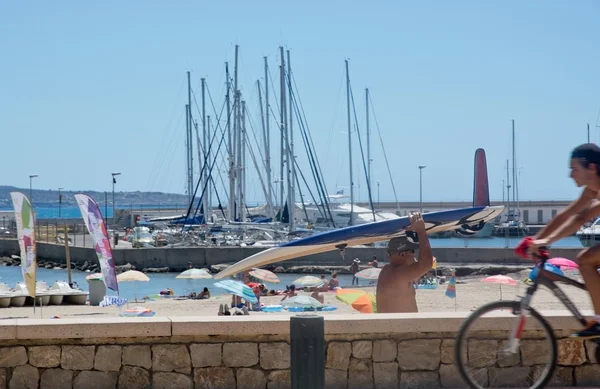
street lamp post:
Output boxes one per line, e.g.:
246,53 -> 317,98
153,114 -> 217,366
418,166 -> 426,213
111,173 -> 121,234
29,174 -> 39,205
58,188 -> 63,219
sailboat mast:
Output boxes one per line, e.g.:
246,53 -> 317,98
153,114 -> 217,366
186,71 -> 193,204
264,57 -> 273,219
512,119 -> 518,219
366,88 -> 371,197
185,103 -> 190,204
234,46 -> 241,221
207,115 -> 211,222
241,101 -> 247,220
279,47 -> 285,219
226,62 -> 235,222
201,78 -> 209,221
257,80 -> 273,219
346,60 -> 354,226
506,159 -> 511,240
235,91 -> 242,221
287,49 -> 295,231
588,123 -> 590,143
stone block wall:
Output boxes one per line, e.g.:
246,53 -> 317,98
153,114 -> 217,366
0,331 -> 598,389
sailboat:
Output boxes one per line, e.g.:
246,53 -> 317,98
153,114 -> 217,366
493,120 -> 529,237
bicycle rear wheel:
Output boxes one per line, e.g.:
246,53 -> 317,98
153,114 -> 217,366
455,300 -> 557,389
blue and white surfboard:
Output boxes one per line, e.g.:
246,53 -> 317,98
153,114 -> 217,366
214,205 -> 505,279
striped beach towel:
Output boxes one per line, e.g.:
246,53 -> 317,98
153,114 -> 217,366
100,296 -> 128,307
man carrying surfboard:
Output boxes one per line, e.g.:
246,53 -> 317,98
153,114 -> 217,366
526,143 -> 600,338
376,211 -> 433,313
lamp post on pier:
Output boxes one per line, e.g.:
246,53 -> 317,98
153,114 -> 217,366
111,172 -> 121,234
418,166 -> 426,213
58,188 -> 63,219
29,174 -> 39,206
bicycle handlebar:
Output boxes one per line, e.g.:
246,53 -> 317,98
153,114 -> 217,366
515,237 -> 549,261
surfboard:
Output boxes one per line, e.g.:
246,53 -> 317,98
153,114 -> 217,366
214,205 -> 504,279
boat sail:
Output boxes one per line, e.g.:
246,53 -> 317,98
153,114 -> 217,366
10,192 -> 37,297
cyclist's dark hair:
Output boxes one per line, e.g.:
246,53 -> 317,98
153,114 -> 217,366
571,143 -> 600,175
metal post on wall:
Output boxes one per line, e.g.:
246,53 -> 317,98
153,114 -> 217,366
64,228 -> 72,285
290,315 -> 325,389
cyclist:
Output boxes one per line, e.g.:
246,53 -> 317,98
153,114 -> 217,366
527,143 -> 600,338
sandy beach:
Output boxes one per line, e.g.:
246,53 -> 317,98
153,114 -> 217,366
0,270 -> 592,320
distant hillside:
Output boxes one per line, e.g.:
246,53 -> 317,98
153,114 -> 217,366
0,186 -> 189,208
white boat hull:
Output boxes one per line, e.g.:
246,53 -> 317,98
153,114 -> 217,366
64,294 -> 87,305
0,296 -> 11,308
48,294 -> 64,305
9,296 -> 26,307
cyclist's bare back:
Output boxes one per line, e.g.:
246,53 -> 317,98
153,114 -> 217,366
526,143 -> 600,338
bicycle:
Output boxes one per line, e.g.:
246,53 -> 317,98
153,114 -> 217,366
455,239 -> 600,389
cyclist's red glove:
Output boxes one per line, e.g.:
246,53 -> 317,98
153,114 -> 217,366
515,237 -> 533,259
515,237 -> 549,259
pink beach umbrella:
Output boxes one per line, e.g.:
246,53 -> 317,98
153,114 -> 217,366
548,257 -> 578,270
481,275 -> 517,300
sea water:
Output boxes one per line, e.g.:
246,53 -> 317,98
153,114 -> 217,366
0,266 -> 354,301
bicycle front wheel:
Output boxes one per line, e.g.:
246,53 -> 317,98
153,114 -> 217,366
455,300 -> 557,389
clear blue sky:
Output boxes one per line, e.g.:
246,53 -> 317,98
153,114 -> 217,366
1,1 -> 599,204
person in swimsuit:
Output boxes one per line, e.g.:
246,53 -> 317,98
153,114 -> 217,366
528,143 -> 600,338
376,212 -> 433,313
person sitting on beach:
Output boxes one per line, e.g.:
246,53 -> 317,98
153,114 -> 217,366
280,284 -> 297,301
198,287 -> 210,299
328,273 -> 340,290
376,212 -> 433,313
310,289 -> 325,304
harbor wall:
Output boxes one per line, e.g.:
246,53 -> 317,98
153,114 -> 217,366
0,312 -> 596,388
0,239 -> 583,271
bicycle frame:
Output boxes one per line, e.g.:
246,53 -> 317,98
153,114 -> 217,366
521,263 -> 588,326
504,261 -> 588,353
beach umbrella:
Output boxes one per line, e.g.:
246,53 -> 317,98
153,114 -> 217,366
249,268 -> 280,283
548,257 -> 578,270
336,289 -> 377,314
355,268 -> 381,280
214,279 -> 258,304
293,275 -> 325,288
117,270 -> 150,282
281,295 -> 323,308
85,272 -> 103,281
176,268 -> 213,279
481,275 -> 517,300
117,270 -> 150,302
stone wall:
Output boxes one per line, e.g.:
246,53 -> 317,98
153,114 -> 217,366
1,331 -> 599,388
0,312 -> 597,388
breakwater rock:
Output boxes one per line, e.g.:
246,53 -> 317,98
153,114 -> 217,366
1,256 -> 533,278
0,256 -> 140,274
209,263 -> 533,278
